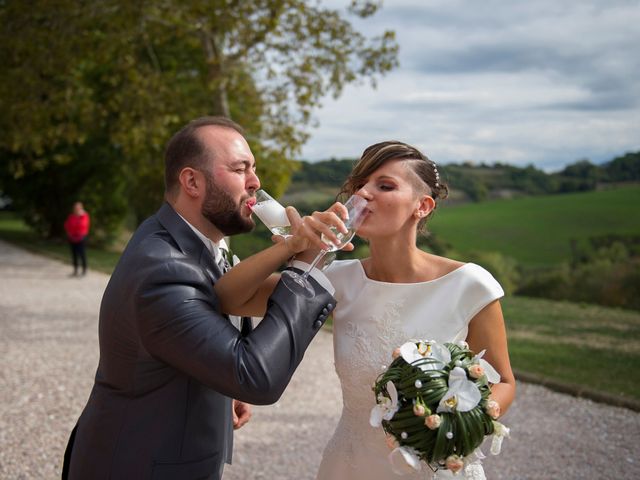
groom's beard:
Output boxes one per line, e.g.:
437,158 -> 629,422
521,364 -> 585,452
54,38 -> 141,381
201,172 -> 255,236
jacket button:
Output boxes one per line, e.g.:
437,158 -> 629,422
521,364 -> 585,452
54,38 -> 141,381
326,303 -> 334,311
313,320 -> 323,329
321,307 -> 329,315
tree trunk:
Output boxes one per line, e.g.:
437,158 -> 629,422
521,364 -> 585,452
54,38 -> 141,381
201,30 -> 230,118
210,66 -> 230,118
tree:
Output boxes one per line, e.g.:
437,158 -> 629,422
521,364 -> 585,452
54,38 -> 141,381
553,159 -> 599,193
508,164 -> 556,195
559,159 -> 599,182
603,151 -> 640,182
0,0 -> 398,237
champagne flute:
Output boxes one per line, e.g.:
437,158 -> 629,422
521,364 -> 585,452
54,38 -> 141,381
280,195 -> 368,298
251,189 -> 291,236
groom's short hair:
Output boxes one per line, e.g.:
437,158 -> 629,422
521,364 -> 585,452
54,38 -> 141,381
164,116 -> 244,196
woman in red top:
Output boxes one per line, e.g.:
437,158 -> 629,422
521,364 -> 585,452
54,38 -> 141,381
64,202 -> 90,276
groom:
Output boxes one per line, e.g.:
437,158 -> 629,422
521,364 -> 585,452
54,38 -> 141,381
62,117 -> 335,479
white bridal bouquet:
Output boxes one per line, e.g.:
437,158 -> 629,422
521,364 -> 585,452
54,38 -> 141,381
370,340 -> 509,478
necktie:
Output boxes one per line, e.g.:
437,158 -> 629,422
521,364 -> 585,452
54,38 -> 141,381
217,250 -> 231,274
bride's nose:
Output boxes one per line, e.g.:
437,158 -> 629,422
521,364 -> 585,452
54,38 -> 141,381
356,185 -> 373,201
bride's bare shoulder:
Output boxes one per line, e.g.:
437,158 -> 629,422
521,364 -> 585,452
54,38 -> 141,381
421,252 -> 465,276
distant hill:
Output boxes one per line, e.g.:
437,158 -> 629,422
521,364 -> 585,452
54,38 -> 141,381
429,185 -> 640,268
287,151 -> 640,204
290,158 -> 357,188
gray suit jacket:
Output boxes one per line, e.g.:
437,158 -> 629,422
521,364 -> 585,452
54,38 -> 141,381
63,202 -> 335,479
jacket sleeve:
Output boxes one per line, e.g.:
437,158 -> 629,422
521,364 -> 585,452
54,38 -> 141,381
134,258 -> 335,405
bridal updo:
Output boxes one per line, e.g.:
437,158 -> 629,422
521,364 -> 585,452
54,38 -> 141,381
339,141 -> 449,231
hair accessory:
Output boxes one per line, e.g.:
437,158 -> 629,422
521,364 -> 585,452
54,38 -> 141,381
432,160 -> 440,188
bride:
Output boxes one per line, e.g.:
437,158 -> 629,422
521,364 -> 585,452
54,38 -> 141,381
215,141 -> 516,479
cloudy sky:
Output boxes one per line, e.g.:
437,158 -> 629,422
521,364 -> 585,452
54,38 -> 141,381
299,0 -> 640,171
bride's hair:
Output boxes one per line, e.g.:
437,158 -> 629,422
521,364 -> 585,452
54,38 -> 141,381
338,141 -> 449,231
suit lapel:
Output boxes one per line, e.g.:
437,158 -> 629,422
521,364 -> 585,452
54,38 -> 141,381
200,247 -> 224,285
155,202 -> 224,282
155,202 -> 242,330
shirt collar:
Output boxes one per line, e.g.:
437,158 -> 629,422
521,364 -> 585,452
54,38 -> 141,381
176,213 -> 228,264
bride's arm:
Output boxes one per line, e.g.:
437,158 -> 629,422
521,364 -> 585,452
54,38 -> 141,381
466,300 -> 516,417
214,205 -> 348,317
215,239 -> 294,317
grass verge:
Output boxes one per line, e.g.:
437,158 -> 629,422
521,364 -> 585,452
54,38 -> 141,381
502,295 -> 640,402
0,212 -> 121,274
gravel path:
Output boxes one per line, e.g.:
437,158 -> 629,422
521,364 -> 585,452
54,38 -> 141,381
1,239 -> 638,479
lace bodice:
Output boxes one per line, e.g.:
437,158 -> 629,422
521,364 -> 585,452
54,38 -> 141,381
316,260 -> 504,480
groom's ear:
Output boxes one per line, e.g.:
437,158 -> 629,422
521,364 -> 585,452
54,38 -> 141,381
178,167 -> 204,199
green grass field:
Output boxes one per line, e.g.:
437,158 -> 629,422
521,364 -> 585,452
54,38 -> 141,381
429,185 -> 640,268
502,296 -> 640,400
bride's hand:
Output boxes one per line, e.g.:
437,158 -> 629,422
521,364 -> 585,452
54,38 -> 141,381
273,203 -> 355,254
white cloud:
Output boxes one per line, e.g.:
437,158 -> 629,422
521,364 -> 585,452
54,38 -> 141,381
300,0 -> 640,169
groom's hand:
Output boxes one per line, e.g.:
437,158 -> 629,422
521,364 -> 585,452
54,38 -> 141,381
232,400 -> 252,430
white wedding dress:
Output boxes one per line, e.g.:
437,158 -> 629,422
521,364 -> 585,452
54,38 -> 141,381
316,260 -> 504,480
